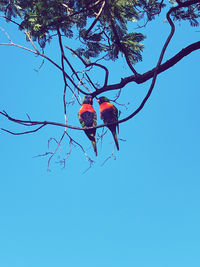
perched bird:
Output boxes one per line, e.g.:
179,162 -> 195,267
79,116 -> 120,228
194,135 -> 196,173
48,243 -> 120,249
97,96 -> 119,150
78,95 -> 97,156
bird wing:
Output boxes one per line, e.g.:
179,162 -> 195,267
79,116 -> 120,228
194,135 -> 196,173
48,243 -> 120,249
113,105 -> 119,133
93,111 -> 97,127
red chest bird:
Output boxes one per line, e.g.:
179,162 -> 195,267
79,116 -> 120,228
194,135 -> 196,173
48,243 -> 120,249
97,96 -> 119,150
78,95 -> 97,156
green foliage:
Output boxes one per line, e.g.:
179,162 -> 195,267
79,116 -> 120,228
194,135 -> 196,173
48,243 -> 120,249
122,33 -> 145,63
0,0 -> 200,62
172,4 -> 200,26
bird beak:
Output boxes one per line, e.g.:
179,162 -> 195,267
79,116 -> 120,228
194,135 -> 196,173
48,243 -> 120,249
97,99 -> 100,103
89,98 -> 92,102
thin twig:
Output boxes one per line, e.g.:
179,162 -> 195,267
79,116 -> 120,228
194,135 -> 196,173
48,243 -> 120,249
65,45 -> 109,87
0,23 -> 88,96
101,147 -> 116,166
47,131 -> 66,171
1,124 -> 45,135
65,132 -> 94,172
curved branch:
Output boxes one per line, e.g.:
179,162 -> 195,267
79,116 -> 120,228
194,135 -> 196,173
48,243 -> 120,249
112,1 -> 186,125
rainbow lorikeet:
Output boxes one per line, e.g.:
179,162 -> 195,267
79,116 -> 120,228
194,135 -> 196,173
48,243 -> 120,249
97,96 -> 119,150
78,95 -> 97,156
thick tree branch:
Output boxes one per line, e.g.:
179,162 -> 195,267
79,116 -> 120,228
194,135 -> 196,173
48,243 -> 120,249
136,41 -> 200,83
92,41 -> 200,96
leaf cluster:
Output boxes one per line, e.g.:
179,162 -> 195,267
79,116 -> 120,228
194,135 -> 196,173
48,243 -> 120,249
0,0 -> 200,62
171,2 -> 200,26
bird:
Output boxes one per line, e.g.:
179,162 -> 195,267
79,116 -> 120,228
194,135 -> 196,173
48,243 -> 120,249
97,96 -> 119,150
78,95 -> 97,156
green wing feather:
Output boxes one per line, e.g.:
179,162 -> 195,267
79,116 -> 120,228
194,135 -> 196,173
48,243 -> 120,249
93,112 -> 97,126
78,112 -> 85,127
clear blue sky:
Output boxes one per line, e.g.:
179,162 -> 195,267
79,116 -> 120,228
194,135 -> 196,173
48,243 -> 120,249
0,9 -> 200,267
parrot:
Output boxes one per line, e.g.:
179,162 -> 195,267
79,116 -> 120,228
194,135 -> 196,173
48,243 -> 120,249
97,96 -> 119,150
78,95 -> 97,156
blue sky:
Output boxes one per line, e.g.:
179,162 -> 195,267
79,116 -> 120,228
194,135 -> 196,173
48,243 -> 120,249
0,7 -> 200,267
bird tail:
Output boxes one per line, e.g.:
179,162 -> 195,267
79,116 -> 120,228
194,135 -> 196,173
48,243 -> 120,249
112,130 -> 119,151
91,140 -> 97,156
85,130 -> 97,156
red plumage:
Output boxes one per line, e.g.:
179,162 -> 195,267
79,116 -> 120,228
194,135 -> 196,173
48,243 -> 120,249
78,96 -> 97,156
97,97 -> 119,150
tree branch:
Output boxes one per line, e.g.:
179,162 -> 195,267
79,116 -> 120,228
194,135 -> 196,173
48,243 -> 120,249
57,29 -> 93,94
111,1 -> 186,125
1,124 -> 46,135
0,110 -> 118,132
65,45 -> 109,87
0,17 -> 89,95
1,0 -> 199,136
92,41 -> 200,96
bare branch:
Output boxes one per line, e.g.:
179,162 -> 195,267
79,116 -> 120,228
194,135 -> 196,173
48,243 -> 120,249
101,147 -> 116,166
0,15 -> 39,52
57,29 -> 93,94
65,45 -> 109,87
33,152 -> 53,158
1,124 -> 46,135
47,131 -> 65,171
65,132 -> 95,172
0,18 -> 89,96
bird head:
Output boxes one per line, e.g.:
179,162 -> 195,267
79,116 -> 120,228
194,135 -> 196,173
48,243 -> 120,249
97,96 -> 110,104
82,95 -> 93,105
